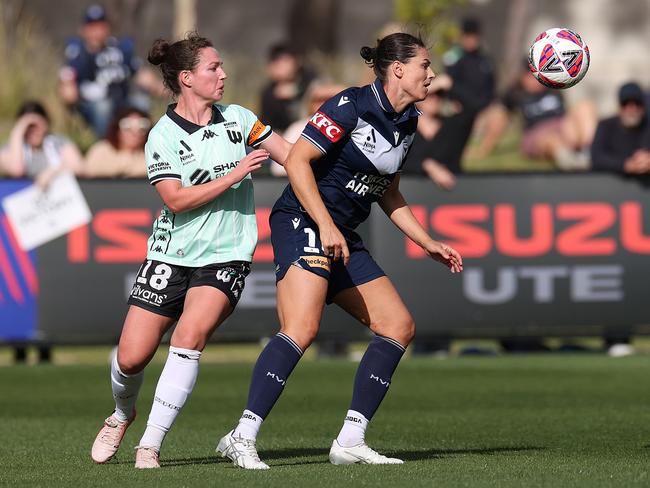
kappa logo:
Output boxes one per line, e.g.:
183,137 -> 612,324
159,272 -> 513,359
292,217 -> 301,229
227,130 -> 243,144
337,96 -> 350,107
202,129 -> 217,140
309,112 -> 344,142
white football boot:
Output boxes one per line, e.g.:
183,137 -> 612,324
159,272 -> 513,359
329,439 -> 404,465
216,430 -> 270,470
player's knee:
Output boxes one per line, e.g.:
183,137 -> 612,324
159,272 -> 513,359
373,314 -> 415,347
281,322 -> 319,351
397,316 -> 416,346
171,329 -> 206,351
117,354 -> 145,375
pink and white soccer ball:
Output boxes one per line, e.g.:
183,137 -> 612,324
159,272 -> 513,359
528,28 -> 590,89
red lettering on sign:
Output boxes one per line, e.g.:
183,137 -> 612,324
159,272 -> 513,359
431,205 -> 491,258
93,210 -> 151,263
68,225 -> 90,263
620,202 -> 650,254
253,208 -> 274,262
556,203 -> 616,256
495,204 -> 553,257
309,112 -> 344,142
405,206 -> 428,258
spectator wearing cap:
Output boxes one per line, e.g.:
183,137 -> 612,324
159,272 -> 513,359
259,42 -> 317,134
59,4 -> 162,138
591,82 -> 650,174
83,106 -> 152,178
406,17 -> 495,190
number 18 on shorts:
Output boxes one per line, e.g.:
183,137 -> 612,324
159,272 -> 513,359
128,258 -> 250,317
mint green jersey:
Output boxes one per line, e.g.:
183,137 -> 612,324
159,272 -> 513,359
144,103 -> 272,267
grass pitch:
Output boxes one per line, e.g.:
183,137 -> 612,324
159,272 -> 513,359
1,353 -> 649,487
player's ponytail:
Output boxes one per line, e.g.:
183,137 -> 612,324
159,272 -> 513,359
361,33 -> 426,81
147,39 -> 170,66
147,31 -> 213,96
360,46 -> 376,65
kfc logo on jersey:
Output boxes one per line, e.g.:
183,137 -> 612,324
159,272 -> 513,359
309,112 -> 344,142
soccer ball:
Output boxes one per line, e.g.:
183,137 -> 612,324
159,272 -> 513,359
528,28 -> 590,89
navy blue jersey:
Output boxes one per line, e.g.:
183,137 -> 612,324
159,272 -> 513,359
273,79 -> 420,232
63,36 -> 141,105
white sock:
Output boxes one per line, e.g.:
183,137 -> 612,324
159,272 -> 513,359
139,346 -> 201,450
233,409 -> 264,441
110,349 -> 143,422
336,410 -> 369,448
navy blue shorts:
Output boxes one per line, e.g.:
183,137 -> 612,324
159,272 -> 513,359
270,209 -> 385,303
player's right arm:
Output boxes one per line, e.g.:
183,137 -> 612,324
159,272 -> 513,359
145,129 -> 268,214
154,150 -> 268,213
284,138 -> 349,264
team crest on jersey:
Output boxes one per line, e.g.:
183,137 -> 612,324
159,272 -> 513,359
309,112 -> 344,142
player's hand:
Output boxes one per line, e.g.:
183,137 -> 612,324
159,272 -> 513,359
424,241 -> 463,273
319,222 -> 350,266
230,149 -> 269,182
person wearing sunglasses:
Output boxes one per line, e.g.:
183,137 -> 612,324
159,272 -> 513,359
83,106 -> 152,178
591,81 -> 650,174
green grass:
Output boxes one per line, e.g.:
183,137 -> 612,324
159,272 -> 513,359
1,355 -> 650,487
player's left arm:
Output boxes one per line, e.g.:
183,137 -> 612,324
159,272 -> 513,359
259,132 -> 292,166
379,175 -> 463,273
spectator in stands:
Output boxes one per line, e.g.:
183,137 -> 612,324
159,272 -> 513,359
59,4 -> 161,138
270,82 -> 345,176
83,107 -> 151,178
0,101 -> 83,188
591,81 -> 650,174
421,18 -> 494,179
259,42 -> 317,134
474,62 -> 597,170
401,80 -> 453,188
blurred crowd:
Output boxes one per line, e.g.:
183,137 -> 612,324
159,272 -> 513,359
1,6 -> 649,189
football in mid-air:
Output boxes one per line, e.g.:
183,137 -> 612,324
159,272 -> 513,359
528,27 -> 590,89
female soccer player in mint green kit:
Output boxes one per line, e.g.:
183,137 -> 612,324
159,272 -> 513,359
218,32 -> 463,469
90,32 -> 291,469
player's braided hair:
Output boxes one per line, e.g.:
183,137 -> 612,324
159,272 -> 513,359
148,31 -> 213,95
360,32 -> 426,81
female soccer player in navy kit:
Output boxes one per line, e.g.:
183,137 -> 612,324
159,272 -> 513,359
90,33 -> 290,468
218,33 -> 463,469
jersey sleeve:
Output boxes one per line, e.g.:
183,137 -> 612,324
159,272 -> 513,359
145,129 -> 181,185
300,88 -> 359,154
233,105 -> 273,148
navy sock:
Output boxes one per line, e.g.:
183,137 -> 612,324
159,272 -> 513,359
245,332 -> 303,419
349,335 -> 406,420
